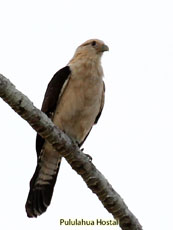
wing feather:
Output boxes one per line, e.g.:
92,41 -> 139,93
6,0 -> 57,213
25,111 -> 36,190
36,66 -> 71,156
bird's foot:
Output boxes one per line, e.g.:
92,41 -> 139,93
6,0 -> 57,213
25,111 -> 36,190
84,153 -> 92,161
80,148 -> 92,161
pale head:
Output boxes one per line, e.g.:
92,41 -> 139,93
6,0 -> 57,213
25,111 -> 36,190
69,39 -> 109,65
78,39 -> 109,54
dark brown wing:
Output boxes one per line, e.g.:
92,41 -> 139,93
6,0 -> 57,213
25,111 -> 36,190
26,67 -> 71,217
36,66 -> 71,156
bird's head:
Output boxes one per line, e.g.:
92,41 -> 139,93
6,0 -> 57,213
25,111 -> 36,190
69,39 -> 109,64
78,39 -> 109,54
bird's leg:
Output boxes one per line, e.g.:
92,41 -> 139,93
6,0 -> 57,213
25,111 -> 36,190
84,154 -> 92,161
80,148 -> 92,161
71,138 -> 93,161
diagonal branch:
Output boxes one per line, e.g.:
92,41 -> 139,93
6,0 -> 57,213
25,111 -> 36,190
0,74 -> 142,230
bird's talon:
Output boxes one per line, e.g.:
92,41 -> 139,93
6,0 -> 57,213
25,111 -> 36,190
85,154 -> 92,161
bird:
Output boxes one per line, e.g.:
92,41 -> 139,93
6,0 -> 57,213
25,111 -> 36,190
25,39 -> 109,217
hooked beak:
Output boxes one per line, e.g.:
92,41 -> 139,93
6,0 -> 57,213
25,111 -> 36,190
102,44 -> 109,52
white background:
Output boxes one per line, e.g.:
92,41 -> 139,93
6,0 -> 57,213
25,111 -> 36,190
0,1 -> 173,230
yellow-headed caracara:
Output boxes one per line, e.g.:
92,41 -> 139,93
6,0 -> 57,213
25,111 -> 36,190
25,39 -> 109,217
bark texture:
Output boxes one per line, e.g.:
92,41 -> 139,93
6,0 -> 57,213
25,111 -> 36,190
0,74 -> 142,230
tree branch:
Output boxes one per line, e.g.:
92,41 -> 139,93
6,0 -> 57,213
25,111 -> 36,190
0,74 -> 142,230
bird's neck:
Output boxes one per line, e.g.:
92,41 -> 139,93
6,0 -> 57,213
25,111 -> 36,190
68,54 -> 103,78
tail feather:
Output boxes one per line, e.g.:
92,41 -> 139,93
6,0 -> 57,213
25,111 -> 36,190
25,155 -> 61,218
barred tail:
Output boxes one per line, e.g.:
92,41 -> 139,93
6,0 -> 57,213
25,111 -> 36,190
25,153 -> 61,217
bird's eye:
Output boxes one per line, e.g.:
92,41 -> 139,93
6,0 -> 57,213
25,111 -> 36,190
91,41 -> 96,46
